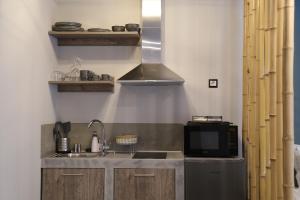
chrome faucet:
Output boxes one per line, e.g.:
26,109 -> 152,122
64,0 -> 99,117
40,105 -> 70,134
88,119 -> 109,155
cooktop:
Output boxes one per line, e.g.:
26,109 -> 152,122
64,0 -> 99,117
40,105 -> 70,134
132,152 -> 167,159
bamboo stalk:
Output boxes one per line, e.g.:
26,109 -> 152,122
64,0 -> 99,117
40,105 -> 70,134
266,2 -> 274,198
252,2 -> 259,199
249,1 -> 258,198
243,2 -> 251,199
243,0 -> 249,150
271,160 -> 278,200
259,0 -> 267,179
255,1 -> 261,198
269,0 -> 278,162
276,0 -> 284,198
282,0 -> 294,199
260,175 -> 266,200
266,168 -> 271,200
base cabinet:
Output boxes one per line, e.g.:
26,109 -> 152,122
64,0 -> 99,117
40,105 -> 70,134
42,169 -> 104,200
114,168 -> 175,200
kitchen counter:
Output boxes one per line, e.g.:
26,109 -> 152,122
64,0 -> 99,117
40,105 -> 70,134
41,151 -> 183,168
41,151 -> 184,200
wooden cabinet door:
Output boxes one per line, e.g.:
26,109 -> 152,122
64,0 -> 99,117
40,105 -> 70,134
114,168 -> 175,200
42,169 -> 104,200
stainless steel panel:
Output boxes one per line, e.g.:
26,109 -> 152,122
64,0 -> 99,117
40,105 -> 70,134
184,158 -> 246,200
117,80 -> 184,86
142,0 -> 161,28
118,63 -> 184,86
142,17 -> 161,28
142,28 -> 161,63
117,0 -> 185,86
142,0 -> 162,63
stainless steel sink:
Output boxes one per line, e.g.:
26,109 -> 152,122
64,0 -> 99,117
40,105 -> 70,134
52,152 -> 103,158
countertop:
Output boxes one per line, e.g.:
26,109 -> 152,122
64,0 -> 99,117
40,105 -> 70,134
41,151 -> 184,168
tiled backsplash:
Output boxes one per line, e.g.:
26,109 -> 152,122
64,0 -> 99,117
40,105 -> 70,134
41,123 -> 184,157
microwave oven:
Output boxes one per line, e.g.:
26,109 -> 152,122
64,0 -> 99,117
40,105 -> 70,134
184,121 -> 238,157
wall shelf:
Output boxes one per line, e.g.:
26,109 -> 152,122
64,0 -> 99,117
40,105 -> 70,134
49,31 -> 140,46
49,79 -> 114,92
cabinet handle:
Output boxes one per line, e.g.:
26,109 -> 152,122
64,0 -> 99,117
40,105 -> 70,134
62,173 -> 84,176
134,173 -> 155,177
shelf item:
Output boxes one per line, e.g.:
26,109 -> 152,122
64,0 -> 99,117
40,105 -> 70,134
48,31 -> 140,46
116,134 -> 138,145
48,79 -> 114,92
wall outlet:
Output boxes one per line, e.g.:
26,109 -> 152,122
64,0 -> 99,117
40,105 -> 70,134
209,79 -> 218,88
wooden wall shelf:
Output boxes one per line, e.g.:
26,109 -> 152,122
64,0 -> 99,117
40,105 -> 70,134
49,31 -> 140,46
49,79 -> 114,92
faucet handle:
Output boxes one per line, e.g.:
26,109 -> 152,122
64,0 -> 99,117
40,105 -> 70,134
103,144 -> 110,150
102,140 -> 110,150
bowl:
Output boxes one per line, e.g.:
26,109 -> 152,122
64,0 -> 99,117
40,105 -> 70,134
125,23 -> 140,32
112,25 -> 125,32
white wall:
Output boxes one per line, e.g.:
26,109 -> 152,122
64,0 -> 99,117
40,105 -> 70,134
0,0 -> 57,199
53,0 -> 243,123
0,0 -> 243,199
53,0 -> 243,154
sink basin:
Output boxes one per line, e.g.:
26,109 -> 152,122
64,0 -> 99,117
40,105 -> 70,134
53,152 -> 103,158
132,152 -> 167,159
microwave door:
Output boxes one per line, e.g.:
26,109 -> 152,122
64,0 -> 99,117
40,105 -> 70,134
184,126 -> 228,157
190,131 -> 219,150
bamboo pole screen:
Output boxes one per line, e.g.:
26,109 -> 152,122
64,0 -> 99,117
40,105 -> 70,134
243,0 -> 294,199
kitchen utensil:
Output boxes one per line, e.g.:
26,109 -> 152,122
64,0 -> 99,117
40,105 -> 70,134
54,22 -> 82,27
116,134 -> 137,145
101,74 -> 111,81
74,144 -> 81,153
93,75 -> 101,81
87,28 -> 111,32
91,134 -> 100,153
112,25 -> 125,32
56,137 -> 71,153
51,71 -> 65,81
80,70 -> 89,81
64,67 -> 80,81
125,23 -> 139,32
62,122 -> 71,137
53,122 -> 64,138
53,126 -> 60,142
52,25 -> 84,32
116,134 -> 137,154
80,70 -> 100,81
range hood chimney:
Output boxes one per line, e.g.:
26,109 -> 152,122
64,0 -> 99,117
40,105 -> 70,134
118,0 -> 184,86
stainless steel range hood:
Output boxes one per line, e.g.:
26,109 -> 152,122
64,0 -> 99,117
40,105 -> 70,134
118,0 -> 184,86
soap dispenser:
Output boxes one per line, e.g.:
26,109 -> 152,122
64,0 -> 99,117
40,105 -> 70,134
91,133 -> 100,153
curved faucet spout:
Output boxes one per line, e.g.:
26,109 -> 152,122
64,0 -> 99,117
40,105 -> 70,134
87,119 -> 109,155
88,119 -> 103,129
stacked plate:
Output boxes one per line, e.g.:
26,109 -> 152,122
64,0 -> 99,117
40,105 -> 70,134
52,22 -> 84,32
87,28 -> 111,32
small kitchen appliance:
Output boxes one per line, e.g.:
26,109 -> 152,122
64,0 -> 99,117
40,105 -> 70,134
184,117 -> 238,157
184,116 -> 246,200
